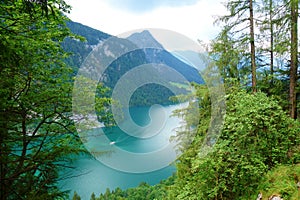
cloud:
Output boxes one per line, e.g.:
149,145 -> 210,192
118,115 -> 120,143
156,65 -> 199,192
104,0 -> 200,13
66,0 -> 226,41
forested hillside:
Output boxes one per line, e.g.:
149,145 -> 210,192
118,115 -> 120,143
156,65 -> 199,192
1,0 -> 300,200
61,21 -> 111,71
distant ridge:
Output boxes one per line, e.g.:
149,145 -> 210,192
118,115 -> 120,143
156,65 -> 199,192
66,21 -> 111,45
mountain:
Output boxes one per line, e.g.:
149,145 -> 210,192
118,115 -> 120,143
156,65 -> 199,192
62,21 -> 203,106
126,30 -> 204,84
126,30 -> 164,49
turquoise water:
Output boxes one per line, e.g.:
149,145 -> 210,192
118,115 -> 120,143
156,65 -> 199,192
59,103 -> 186,199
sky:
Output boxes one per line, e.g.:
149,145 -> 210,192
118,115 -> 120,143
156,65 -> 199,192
65,0 -> 227,43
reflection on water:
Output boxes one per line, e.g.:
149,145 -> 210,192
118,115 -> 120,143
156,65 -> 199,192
59,103 -> 186,199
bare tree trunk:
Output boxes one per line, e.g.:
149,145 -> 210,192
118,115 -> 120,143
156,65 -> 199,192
290,0 -> 298,119
269,0 -> 274,85
250,0 -> 257,93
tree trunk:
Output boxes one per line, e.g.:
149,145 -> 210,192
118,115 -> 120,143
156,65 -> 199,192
269,0 -> 274,85
250,0 -> 257,93
290,0 -> 298,119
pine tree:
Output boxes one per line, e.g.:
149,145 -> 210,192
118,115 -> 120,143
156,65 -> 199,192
289,0 -> 298,119
215,0 -> 258,91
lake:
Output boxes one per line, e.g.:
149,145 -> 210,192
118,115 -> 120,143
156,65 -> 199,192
59,103 -> 187,199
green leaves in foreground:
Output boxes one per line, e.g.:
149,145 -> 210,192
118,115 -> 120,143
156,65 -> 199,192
170,89 -> 300,200
0,1 -> 90,199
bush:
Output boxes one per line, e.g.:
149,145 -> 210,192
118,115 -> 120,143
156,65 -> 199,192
170,90 -> 300,200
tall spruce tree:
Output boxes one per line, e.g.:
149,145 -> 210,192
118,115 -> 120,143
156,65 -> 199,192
289,0 -> 298,119
215,0 -> 258,92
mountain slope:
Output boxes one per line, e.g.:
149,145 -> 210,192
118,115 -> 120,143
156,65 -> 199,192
126,30 -> 204,84
61,21 -> 111,71
62,22 -> 203,106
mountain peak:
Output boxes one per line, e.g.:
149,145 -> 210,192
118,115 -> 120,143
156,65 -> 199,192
127,30 -> 164,49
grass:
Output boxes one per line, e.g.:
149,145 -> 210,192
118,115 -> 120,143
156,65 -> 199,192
256,164 -> 300,200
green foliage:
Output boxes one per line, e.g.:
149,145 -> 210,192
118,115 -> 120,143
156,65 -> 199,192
90,192 -> 97,200
3,1 -> 296,199
72,191 -> 81,200
88,176 -> 175,200
129,83 -> 184,107
72,75 -> 115,130
170,83 -> 211,155
210,28 -> 241,82
256,69 -> 290,111
256,164 -> 300,200
0,1 -> 97,199
169,89 -> 300,200
64,0 -> 300,197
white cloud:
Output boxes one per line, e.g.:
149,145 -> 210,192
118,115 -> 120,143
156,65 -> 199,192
65,0 -> 226,42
